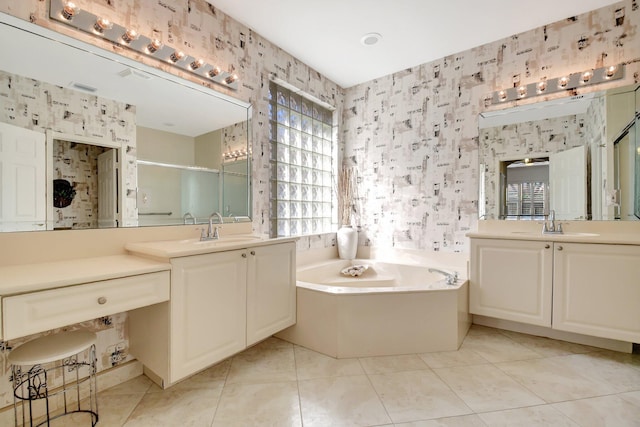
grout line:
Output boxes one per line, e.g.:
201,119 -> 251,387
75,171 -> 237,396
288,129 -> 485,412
208,359 -> 232,427
361,367 -> 394,425
292,345 -> 305,427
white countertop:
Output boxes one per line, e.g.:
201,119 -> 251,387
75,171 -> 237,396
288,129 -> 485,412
467,231 -> 640,245
125,235 -> 298,259
468,219 -> 640,245
0,255 -> 171,295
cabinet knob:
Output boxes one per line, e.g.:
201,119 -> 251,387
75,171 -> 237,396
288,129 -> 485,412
557,245 -> 563,251
250,251 -> 256,256
97,296 -> 107,305
544,244 -> 550,249
242,253 -> 247,258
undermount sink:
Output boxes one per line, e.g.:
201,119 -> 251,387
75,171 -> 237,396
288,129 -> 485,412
510,231 -> 600,237
126,235 -> 268,258
187,235 -> 264,245
208,235 -> 264,243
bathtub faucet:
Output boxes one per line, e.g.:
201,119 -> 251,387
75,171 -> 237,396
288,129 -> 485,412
428,268 -> 458,286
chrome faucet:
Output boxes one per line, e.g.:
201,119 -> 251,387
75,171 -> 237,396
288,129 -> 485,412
542,210 -> 563,234
428,268 -> 459,286
201,212 -> 223,241
183,212 -> 195,225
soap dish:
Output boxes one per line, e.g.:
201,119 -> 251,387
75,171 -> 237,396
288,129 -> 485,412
341,265 -> 369,277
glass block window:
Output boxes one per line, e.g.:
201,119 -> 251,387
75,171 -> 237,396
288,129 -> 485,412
268,81 -> 334,237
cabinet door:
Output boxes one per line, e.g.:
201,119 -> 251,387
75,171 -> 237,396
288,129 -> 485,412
470,238 -> 553,327
246,242 -> 296,346
170,250 -> 247,382
553,243 -> 640,342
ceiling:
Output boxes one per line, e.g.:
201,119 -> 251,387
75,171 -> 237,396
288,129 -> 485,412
208,0 -> 622,88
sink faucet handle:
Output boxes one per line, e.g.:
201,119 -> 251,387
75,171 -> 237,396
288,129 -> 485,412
196,227 -> 207,240
213,225 -> 222,240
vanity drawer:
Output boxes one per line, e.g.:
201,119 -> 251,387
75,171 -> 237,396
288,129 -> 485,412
2,271 -> 170,340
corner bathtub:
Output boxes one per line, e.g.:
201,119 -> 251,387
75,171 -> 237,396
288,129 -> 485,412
276,259 -> 471,358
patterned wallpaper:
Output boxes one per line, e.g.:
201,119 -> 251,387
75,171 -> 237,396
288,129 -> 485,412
53,140 -> 108,229
343,0 -> 640,253
222,120 -> 249,156
1,0 -> 639,407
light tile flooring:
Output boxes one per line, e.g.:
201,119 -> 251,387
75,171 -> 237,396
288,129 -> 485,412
68,325 -> 640,426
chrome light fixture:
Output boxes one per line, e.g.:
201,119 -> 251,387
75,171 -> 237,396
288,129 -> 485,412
491,64 -> 624,104
49,0 -> 239,90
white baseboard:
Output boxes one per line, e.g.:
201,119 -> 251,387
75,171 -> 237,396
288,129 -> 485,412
473,315 -> 633,353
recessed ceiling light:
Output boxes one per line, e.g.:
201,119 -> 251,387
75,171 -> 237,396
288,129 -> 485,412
69,81 -> 97,93
360,32 -> 382,46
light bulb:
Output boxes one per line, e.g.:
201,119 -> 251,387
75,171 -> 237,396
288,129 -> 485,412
558,76 -> 569,88
225,74 -> 238,84
169,51 -> 185,63
146,39 -> 162,54
94,17 -> 113,33
190,59 -> 205,70
61,1 -> 79,20
582,71 -> 593,83
121,29 -> 138,44
605,65 -> 617,78
208,66 -> 221,78
537,81 -> 547,93
498,90 -> 507,101
517,86 -> 527,98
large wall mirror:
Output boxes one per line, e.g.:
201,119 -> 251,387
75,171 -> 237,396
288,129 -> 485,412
479,83 -> 639,221
0,13 -> 251,232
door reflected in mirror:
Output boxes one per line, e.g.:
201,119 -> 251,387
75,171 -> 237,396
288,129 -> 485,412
479,83 -> 640,221
0,15 -> 251,232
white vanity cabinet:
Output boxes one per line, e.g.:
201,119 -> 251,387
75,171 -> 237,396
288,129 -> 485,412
0,255 -> 171,341
553,242 -> 640,342
470,237 -> 640,343
246,242 -> 296,346
470,238 -> 553,327
170,249 -> 248,382
129,240 -> 296,387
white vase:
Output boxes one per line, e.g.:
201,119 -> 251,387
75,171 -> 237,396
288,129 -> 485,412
337,225 -> 358,260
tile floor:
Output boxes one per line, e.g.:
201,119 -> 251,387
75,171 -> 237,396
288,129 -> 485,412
66,325 -> 640,426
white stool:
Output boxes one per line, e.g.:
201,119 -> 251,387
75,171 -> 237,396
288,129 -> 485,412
8,330 -> 99,426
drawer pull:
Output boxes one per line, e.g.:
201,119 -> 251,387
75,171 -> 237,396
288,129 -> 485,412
557,246 -> 563,251
242,253 -> 247,258
97,297 -> 107,305
545,244 -> 550,249
250,251 -> 256,256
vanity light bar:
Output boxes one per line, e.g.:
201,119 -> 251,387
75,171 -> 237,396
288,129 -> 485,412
491,64 -> 624,105
49,0 -> 239,90
223,148 -> 249,162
